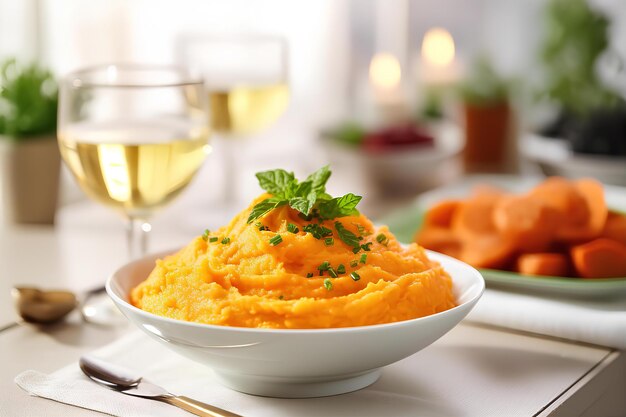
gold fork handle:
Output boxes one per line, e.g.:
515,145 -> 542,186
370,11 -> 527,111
162,395 -> 243,417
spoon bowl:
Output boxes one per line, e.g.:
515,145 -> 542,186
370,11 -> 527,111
79,356 -> 142,388
12,287 -> 77,324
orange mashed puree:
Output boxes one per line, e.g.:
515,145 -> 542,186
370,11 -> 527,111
130,195 -> 456,329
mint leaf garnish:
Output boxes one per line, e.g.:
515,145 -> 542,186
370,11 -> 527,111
247,198 -> 286,223
319,193 -> 362,220
255,169 -> 295,198
334,221 -> 361,249
306,165 -> 331,195
289,195 -> 315,215
249,166 -> 362,223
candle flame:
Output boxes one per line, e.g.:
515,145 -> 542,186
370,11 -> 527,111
369,53 -> 401,90
421,28 -> 455,67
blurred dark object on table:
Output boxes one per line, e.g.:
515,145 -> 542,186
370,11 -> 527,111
333,122 -> 435,154
570,108 -> 626,156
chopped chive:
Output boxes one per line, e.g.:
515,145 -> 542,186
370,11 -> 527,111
279,295 -> 284,300
256,222 -> 270,231
221,237 -> 231,244
298,212 -> 313,221
324,237 -> 334,246
317,261 -> 330,271
358,236 -> 364,241
303,223 -> 333,239
328,267 -> 338,278
360,253 -> 367,264
287,223 -> 299,234
202,229 -> 210,241
209,236 -> 218,243
356,224 -> 366,235
306,272 -> 314,278
350,271 -> 361,281
376,233 -> 388,244
337,264 -> 346,274
323,278 -> 333,291
350,260 -> 358,268
269,234 -> 283,246
361,242 -> 372,251
352,247 -> 361,254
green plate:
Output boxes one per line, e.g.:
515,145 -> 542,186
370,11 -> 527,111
381,203 -> 626,299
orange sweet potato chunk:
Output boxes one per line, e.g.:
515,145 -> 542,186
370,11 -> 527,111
601,212 -> 626,246
571,238 -> 626,278
423,200 -> 461,229
451,193 -> 501,241
493,194 -> 561,252
415,227 -> 462,259
516,253 -> 569,277
460,234 -> 515,269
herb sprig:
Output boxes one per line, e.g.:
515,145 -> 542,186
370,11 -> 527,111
247,166 -> 362,224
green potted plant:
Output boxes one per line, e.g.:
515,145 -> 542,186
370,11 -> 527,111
0,58 -> 60,224
458,57 -> 516,173
539,0 -> 625,156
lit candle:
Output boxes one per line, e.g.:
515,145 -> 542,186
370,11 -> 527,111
369,52 -> 409,125
417,27 -> 461,86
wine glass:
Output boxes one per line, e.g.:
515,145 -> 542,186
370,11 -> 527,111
180,35 -> 289,203
58,64 -> 210,259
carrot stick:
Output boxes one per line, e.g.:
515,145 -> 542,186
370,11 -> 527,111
423,200 -> 461,229
516,253 -> 569,277
601,212 -> 626,246
571,238 -> 626,278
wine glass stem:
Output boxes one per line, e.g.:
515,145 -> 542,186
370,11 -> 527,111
221,136 -> 237,204
126,217 -> 150,260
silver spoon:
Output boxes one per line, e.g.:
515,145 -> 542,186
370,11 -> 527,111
7,286 -> 122,331
79,355 -> 243,417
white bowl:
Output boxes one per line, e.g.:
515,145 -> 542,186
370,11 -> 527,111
107,250 -> 484,398
522,134 -> 626,186
320,122 -> 463,198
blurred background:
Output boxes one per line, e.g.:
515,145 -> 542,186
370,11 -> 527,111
1,0 -> 625,237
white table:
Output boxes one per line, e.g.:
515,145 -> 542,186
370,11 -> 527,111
2,217 -> 625,417
0,222 -> 626,416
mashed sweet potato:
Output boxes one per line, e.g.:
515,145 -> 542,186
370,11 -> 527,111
131,194 -> 456,329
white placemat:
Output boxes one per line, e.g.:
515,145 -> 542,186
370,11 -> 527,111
14,324 -> 607,417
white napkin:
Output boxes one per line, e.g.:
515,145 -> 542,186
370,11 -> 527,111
15,326 -> 597,417
467,289 -> 626,349
16,331 -> 454,417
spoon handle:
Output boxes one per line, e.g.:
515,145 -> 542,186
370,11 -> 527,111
163,395 -> 243,417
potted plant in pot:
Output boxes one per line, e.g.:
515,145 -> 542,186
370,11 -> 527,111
458,58 -> 516,174
539,0 -> 624,141
0,58 -> 60,224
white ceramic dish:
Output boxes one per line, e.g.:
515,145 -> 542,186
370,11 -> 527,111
106,250 -> 484,398
522,134 -> 626,186
320,122 -> 463,197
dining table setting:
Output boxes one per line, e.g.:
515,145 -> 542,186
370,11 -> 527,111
3,1 -> 626,415
2,142 -> 626,416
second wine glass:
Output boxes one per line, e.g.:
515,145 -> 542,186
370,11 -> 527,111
181,35 -> 289,203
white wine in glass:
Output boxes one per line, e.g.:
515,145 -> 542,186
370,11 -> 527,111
58,65 -> 209,258
59,121 -> 209,219
209,83 -> 289,135
182,36 -> 289,202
